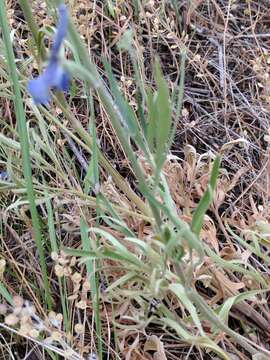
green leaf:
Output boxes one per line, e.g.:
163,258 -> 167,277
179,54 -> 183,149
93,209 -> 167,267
46,196 -> 69,332
154,60 -> 172,172
206,246 -> 267,286
80,218 -> 102,357
162,318 -> 230,360
103,59 -> 139,138
106,0 -> 115,17
227,225 -> 270,265
91,228 -> 143,267
0,283 -> 13,304
169,283 -> 204,335
145,88 -> 157,152
0,0 -> 52,309
191,156 -> 221,235
117,29 -> 133,51
218,289 -> 269,325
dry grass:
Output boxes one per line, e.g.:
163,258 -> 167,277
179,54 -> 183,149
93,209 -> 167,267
0,0 -> 270,359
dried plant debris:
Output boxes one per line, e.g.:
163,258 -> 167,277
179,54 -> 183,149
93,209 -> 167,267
0,1 -> 270,360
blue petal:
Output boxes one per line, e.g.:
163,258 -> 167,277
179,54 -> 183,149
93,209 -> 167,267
48,63 -> 69,91
27,75 -> 50,105
51,4 -> 68,59
57,71 -> 69,91
27,5 -> 69,104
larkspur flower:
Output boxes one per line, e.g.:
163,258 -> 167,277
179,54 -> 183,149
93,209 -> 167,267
27,4 -> 69,105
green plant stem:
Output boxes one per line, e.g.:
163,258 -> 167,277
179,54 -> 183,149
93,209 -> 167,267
80,218 -> 102,358
187,289 -> 262,356
18,0 -> 150,216
54,94 -> 150,216
63,63 -> 162,227
56,3 -> 150,193
0,1 -> 52,309
63,29 -> 149,190
19,0 -> 46,60
169,49 -> 186,149
0,283 -> 13,304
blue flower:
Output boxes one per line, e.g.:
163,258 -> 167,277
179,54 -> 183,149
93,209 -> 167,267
28,4 -> 69,105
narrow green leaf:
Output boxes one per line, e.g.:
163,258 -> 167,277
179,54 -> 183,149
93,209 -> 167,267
0,1 -> 52,309
103,59 -> 138,138
146,88 -> 157,152
162,318 -> 230,360
80,218 -> 102,358
45,196 -> 58,253
45,196 -> 69,332
206,246 -> 267,286
191,156 -> 221,236
0,283 -> 13,304
227,226 -> 270,265
169,283 -> 205,335
154,60 -> 172,171
218,289 -> 269,325
90,228 -> 142,267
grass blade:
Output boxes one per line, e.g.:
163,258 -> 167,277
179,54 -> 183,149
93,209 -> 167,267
0,1 -> 52,309
154,60 -> 172,174
80,218 -> 102,358
191,156 -> 221,236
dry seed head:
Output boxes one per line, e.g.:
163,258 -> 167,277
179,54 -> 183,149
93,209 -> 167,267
19,322 -> 32,336
63,267 -> 72,277
60,250 -> 67,258
29,329 -> 40,338
193,54 -> 201,62
13,306 -> 23,316
76,300 -> 88,310
20,315 -> 30,324
58,256 -> 69,266
5,314 -> 19,326
70,257 -> 77,266
48,311 -> 57,319
56,313 -> 63,323
48,311 -> 62,328
51,331 -> 62,342
82,280 -> 90,291
153,17 -> 160,28
0,259 -> 6,277
66,332 -> 73,342
182,108 -> 189,117
74,323 -> 84,334
0,304 -> 7,315
51,251 -> 58,261
167,32 -> 175,39
13,296 -> 24,308
55,264 -> 64,277
72,272 -> 82,283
